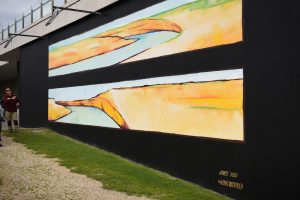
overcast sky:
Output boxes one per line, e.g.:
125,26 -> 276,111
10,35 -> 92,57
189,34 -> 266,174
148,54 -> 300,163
0,0 -> 38,28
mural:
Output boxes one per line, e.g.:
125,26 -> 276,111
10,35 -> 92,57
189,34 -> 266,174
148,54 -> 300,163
49,0 -> 243,76
49,69 -> 244,141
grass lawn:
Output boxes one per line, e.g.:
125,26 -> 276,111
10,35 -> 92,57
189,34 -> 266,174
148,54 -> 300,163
4,128 -> 230,200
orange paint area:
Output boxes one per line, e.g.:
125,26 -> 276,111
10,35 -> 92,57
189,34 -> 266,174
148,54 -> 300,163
49,37 -> 136,69
97,19 -> 182,38
57,94 -> 128,129
49,19 -> 182,69
51,79 -> 244,141
48,99 -> 71,121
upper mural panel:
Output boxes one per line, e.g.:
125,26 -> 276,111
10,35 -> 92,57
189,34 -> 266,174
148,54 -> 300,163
48,0 -> 243,77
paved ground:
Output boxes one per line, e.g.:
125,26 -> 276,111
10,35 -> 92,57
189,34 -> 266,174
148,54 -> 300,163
0,136 -> 150,200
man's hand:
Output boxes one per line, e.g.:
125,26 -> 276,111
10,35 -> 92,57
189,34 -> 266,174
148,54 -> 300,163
12,96 -> 16,100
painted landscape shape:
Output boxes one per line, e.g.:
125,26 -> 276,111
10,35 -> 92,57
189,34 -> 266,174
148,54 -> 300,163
49,0 -> 243,76
49,69 -> 244,141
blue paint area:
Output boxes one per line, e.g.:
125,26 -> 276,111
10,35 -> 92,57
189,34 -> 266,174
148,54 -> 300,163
57,106 -> 120,128
49,31 -> 179,77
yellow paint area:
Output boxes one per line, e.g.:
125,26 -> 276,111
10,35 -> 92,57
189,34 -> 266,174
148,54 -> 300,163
51,79 -> 243,141
108,80 -> 243,140
175,80 -> 243,110
48,99 -> 71,121
124,0 -> 242,63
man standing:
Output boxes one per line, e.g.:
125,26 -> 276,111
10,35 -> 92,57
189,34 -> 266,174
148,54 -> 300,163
3,87 -> 20,133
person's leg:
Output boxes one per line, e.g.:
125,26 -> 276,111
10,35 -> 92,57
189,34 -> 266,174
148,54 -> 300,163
7,121 -> 13,132
12,112 -> 19,132
6,112 -> 13,133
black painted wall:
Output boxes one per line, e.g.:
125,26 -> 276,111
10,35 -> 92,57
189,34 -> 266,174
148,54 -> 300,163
19,0 -> 299,199
19,38 -> 48,127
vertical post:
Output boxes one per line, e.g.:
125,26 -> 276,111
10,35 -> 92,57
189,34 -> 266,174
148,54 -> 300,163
22,13 -> 25,29
41,0 -> 43,18
64,0 -> 67,4
15,18 -> 17,33
51,0 -> 54,13
1,29 -> 3,41
7,24 -> 10,40
31,6 -> 34,23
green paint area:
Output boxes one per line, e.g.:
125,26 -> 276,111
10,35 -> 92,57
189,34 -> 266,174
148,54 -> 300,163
191,106 -> 240,110
152,0 -> 236,19
5,129 -> 231,200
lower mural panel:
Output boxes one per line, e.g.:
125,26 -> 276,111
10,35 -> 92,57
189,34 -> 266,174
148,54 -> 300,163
48,69 -> 244,141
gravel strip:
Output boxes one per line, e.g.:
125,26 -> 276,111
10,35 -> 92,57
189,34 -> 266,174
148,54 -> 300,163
0,136 -> 150,200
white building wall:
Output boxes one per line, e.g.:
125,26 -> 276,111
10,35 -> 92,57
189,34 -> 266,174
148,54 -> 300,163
0,0 -> 118,56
